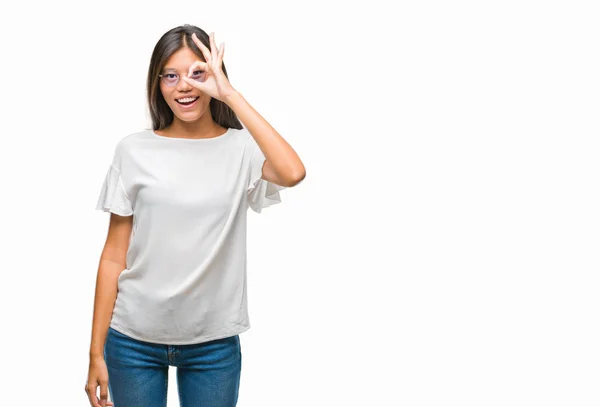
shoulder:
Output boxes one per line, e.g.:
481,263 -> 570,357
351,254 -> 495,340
115,129 -> 152,151
228,126 -> 249,141
106,130 -> 151,165
120,129 -> 151,144
231,127 -> 257,149
227,126 -> 255,150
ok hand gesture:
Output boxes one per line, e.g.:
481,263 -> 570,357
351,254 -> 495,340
182,32 -> 237,103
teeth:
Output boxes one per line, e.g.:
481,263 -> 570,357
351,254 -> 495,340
177,97 -> 198,103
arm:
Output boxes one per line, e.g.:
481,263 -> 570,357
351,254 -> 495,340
89,213 -> 132,357
224,91 -> 306,187
184,33 -> 305,187
86,213 -> 132,407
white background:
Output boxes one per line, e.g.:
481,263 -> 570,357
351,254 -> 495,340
0,0 -> 598,406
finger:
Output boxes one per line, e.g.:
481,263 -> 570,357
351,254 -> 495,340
217,42 -> 224,67
99,380 -> 109,407
182,76 -> 204,91
191,33 -> 211,64
209,32 -> 217,64
191,33 -> 212,65
85,383 -> 101,407
188,60 -> 208,78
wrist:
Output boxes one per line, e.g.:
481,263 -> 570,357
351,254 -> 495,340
223,89 -> 242,106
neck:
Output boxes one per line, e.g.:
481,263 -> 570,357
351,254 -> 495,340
166,116 -> 225,139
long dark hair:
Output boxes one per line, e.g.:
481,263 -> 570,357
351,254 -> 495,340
146,24 -> 243,131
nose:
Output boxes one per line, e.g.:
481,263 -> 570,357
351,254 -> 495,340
176,75 -> 194,92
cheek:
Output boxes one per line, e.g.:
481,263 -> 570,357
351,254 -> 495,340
159,86 -> 171,102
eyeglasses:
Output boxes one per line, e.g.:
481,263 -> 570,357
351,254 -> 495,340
158,70 -> 206,87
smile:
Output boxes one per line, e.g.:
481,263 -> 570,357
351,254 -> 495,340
175,96 -> 199,108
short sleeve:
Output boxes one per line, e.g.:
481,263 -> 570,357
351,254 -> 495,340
247,138 -> 286,213
95,143 -> 133,216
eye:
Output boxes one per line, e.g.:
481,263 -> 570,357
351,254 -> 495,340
191,70 -> 205,79
165,73 -> 178,79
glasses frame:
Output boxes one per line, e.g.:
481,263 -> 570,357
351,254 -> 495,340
158,70 -> 206,87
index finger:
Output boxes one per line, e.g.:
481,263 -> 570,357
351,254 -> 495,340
187,60 -> 207,78
191,33 -> 212,64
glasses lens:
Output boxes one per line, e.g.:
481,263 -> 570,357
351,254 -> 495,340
190,70 -> 206,82
162,73 -> 179,86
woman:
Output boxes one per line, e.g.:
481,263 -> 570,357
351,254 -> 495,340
85,24 -> 305,407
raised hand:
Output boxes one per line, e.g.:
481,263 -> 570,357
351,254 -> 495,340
182,32 -> 237,102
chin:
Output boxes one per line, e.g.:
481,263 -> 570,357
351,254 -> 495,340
171,105 -> 202,118
176,111 -> 204,122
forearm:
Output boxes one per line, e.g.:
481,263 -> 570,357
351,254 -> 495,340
224,91 -> 306,185
89,259 -> 124,358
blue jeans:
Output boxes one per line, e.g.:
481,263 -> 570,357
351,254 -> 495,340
104,326 -> 242,407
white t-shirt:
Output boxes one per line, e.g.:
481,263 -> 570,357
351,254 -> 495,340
95,127 -> 285,345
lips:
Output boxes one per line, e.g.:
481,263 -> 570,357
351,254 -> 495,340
176,96 -> 199,103
175,96 -> 199,108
